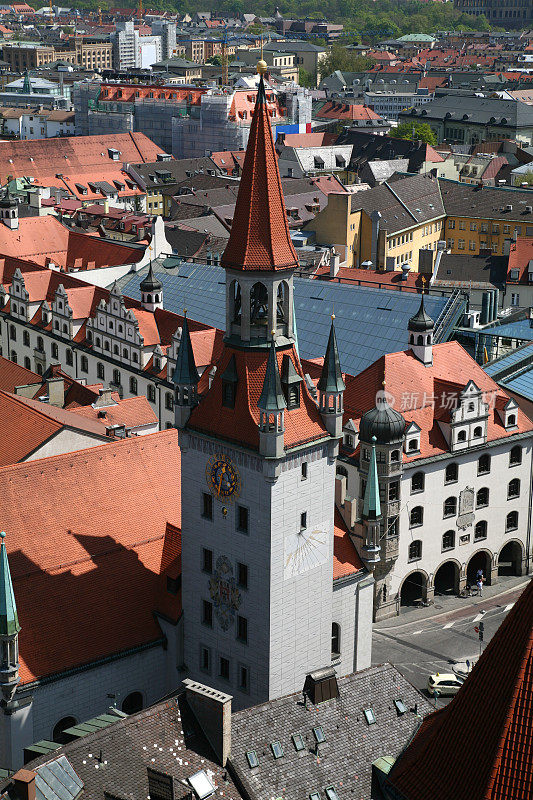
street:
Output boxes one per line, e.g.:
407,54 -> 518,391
372,580 -> 528,707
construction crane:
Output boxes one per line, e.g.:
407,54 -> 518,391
48,0 -> 53,19
97,6 -> 102,25
221,25 -> 229,87
138,0 -> 143,20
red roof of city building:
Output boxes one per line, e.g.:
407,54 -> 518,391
506,237 -> 533,284
0,216 -> 145,270
341,341 -> 533,461
189,343 -> 328,450
388,578 -> 533,800
313,266 -> 426,290
0,355 -> 41,393
67,393 -> 158,431
1,430 -> 181,683
315,102 -> 383,122
221,74 -> 299,272
333,509 -> 363,579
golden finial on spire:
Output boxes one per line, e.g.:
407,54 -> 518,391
257,59 -> 267,75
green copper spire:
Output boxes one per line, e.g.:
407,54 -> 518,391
363,437 -> 381,521
0,532 -> 20,637
172,313 -> 199,386
258,339 -> 286,413
22,70 -> 32,95
317,316 -> 345,394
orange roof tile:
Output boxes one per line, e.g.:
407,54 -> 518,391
189,343 -> 327,451
342,342 -> 533,461
1,430 -> 180,683
333,509 -> 363,580
0,354 -> 41,393
221,75 -> 299,273
315,102 -> 383,121
69,394 -> 158,430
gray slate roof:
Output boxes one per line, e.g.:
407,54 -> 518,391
439,178 -> 533,224
405,92 -> 533,128
118,262 -> 452,377
230,664 -> 433,800
18,696 -> 242,800
351,174 -> 445,234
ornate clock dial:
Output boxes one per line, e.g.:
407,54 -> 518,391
284,524 -> 329,579
206,454 -> 241,502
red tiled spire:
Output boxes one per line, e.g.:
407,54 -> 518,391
221,73 -> 299,272
388,578 -> 533,800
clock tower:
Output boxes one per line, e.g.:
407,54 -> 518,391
175,63 -> 369,708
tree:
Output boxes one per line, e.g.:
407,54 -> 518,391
298,67 -> 314,88
206,55 -> 222,65
390,121 -> 437,146
320,45 -> 374,76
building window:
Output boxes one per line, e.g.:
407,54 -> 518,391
411,472 -> 424,493
445,463 -> 458,483
301,462 -> 308,480
457,429 -> 467,442
300,511 -> 307,530
24,356 -> 31,369
506,511 -> 518,532
331,622 -> 341,657
238,664 -> 249,692
474,520 -> 487,541
391,449 -> 400,462
408,540 -> 422,561
443,496 -> 457,518
202,600 -> 213,627
222,381 -> 236,408
508,478 -> 520,499
509,446 -> 522,466
200,647 -> 210,673
202,492 -> 213,520
442,530 -> 455,551
476,487 -> 489,508
237,562 -> 248,589
389,481 -> 400,501
219,657 -> 230,681
113,369 -> 121,386
202,548 -> 213,574
37,336 -> 44,353
147,384 -> 156,403
96,362 -> 104,379
81,356 -> 88,373
66,349 -> 73,366
165,391 -> 174,410
9,325 -> 16,341
237,505 -> 249,533
130,377 -> 138,395
23,330 -> 30,346
237,615 -> 248,643
478,454 -> 490,475
410,506 -> 423,527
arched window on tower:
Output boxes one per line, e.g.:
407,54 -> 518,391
331,623 -> 341,658
231,280 -> 242,324
53,716 -> 77,745
121,692 -> 143,715
276,281 -> 289,329
250,282 -> 269,336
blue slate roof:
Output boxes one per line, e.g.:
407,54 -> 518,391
484,342 -> 533,402
479,319 -> 533,341
484,342 -> 533,377
119,262 -> 452,377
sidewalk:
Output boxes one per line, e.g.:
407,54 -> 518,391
374,574 -> 530,631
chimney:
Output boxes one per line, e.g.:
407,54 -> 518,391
182,679 -> 232,766
94,387 -> 115,407
13,770 -> 36,800
106,424 -> 126,438
329,247 -> 340,277
46,376 -> 64,407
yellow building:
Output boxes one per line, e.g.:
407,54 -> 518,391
306,174 -> 445,272
440,179 -> 533,256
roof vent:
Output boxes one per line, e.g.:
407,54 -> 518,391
526,206 -> 532,213
303,667 -> 339,704
506,204 -> 513,211
147,767 -> 177,800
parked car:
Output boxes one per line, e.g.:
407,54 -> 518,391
427,673 -> 464,697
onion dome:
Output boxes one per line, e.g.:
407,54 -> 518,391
408,295 -> 434,333
140,263 -> 162,294
359,393 -> 405,445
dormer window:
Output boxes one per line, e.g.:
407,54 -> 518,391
281,354 -> 301,410
500,398 -> 519,430
404,422 -> 420,454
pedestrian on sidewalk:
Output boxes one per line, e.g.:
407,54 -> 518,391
477,576 -> 484,597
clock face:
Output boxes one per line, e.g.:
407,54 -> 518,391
206,454 -> 241,502
284,523 -> 330,579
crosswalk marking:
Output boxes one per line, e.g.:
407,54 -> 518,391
411,630 -> 423,635
472,613 -> 485,622
504,603 -> 514,612
443,621 -> 455,629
